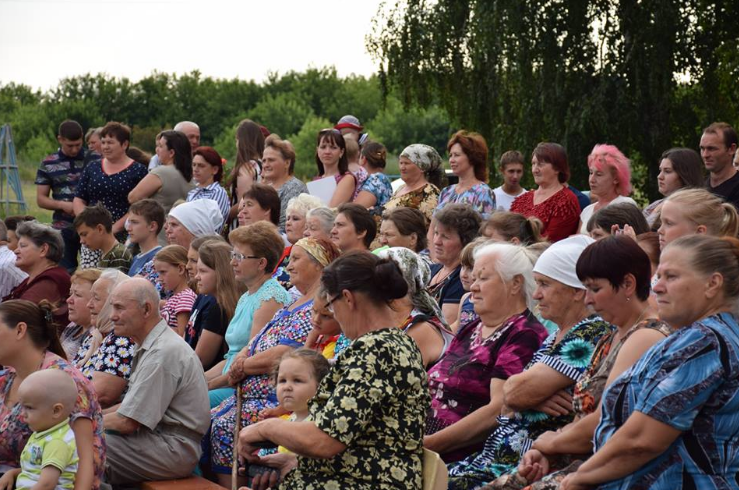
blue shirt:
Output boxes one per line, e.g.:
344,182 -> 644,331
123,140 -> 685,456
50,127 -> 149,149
128,246 -> 162,277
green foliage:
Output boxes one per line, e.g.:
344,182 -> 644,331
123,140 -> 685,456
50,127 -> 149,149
367,97 -> 453,155
248,92 -> 315,139
291,116 -> 333,180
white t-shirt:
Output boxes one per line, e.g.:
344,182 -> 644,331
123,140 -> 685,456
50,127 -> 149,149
579,195 -> 638,234
493,186 -> 527,211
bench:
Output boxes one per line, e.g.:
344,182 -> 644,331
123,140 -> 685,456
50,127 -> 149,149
140,476 -> 226,490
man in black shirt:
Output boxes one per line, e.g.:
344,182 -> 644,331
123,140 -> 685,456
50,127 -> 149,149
703,122 -> 739,208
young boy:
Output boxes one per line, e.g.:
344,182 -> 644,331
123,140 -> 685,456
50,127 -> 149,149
15,370 -> 79,490
493,150 -> 527,211
73,203 -> 132,274
127,199 -> 166,277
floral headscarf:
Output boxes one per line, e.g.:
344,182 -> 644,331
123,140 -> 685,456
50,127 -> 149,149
400,144 -> 443,176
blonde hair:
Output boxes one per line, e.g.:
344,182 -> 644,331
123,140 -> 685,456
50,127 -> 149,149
460,237 -> 493,269
664,188 -> 739,237
71,268 -> 102,286
669,235 -> 739,304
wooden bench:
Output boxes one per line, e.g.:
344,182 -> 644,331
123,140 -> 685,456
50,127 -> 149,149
141,476 -> 226,490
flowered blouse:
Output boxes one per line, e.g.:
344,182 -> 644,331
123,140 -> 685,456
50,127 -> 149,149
459,294 -> 478,327
511,188 -> 580,242
426,311 -> 548,462
359,173 -> 393,215
446,315 -> 611,488
0,351 -> 105,489
384,183 -> 440,225
436,182 -> 497,219
279,327 -> 429,489
80,332 -> 136,381
352,166 -> 368,200
594,313 -> 739,490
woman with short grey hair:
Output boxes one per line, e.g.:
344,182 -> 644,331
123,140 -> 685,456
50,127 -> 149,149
304,206 -> 336,242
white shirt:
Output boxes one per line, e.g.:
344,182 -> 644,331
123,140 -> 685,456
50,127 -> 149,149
493,186 -> 527,211
579,195 -> 638,234
0,245 -> 27,300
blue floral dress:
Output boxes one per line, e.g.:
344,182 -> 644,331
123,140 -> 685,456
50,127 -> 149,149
209,299 -> 314,473
359,173 -> 393,215
447,315 -> 611,489
594,312 -> 739,490
435,182 -> 497,219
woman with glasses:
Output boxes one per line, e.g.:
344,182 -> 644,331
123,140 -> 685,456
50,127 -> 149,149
314,128 -> 356,207
204,222 -> 291,408
207,236 -> 340,488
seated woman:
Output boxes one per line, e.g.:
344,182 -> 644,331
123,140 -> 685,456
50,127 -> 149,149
488,236 -> 671,490
304,206 -> 336,242
208,236 -> 339,488
384,143 -> 444,224
378,247 -> 454,367
238,251 -> 429,489
330,203 -> 376,253
237,183 -> 281,228
275,194 -> 323,291
59,268 -> 101,359
187,146 -> 230,228
2,221 -> 71,325
446,237 -> 618,489
313,128 -> 356,207
166,198 -> 224,250
429,203 -> 482,325
424,242 -> 548,463
560,235 -> 739,490
481,211 -> 546,245
76,270 -> 134,408
262,135 -> 308,232
378,206 -> 429,258
354,141 -> 393,215
585,202 -> 649,240
0,300 -> 105,490
205,222 -> 291,408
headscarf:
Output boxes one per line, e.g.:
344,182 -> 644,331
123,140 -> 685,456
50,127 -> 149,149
294,237 -> 340,268
533,235 -> 595,289
168,199 -> 223,237
377,247 -> 448,327
400,144 -> 443,176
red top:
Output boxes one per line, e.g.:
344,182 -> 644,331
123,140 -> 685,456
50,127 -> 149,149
511,187 -> 580,242
2,265 -> 71,326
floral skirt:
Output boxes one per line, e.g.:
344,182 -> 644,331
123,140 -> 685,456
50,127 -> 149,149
482,460 -> 585,490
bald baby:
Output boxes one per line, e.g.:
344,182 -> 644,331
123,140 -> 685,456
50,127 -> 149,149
18,369 -> 78,432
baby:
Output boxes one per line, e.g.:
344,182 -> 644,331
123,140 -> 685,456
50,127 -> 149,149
16,369 -> 79,490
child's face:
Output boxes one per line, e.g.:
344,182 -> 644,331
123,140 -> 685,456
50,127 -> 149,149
76,224 -> 104,250
19,390 -> 63,432
310,296 -> 341,337
276,358 -> 319,413
196,259 -> 217,296
154,260 -> 185,292
186,248 -> 199,281
460,265 -> 474,291
126,213 -> 155,245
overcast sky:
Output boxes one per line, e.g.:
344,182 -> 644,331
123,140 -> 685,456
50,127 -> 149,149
0,0 -> 386,90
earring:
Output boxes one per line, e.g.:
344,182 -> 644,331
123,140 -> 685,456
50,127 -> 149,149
626,296 -> 631,302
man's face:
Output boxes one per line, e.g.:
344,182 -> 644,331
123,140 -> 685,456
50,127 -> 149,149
502,163 -> 524,188
109,288 -> 145,339
57,137 -> 83,158
700,131 -> 736,174
183,126 -> 200,152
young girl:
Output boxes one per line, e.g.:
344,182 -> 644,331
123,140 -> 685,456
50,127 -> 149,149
154,245 -> 196,336
450,237 -> 489,332
273,349 -> 330,426
307,287 -> 351,360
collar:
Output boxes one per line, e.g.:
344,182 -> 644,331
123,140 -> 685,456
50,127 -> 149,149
57,147 -> 86,162
34,418 -> 72,438
138,319 -> 169,352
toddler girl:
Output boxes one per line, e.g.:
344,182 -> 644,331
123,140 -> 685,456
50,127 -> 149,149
154,245 -> 196,336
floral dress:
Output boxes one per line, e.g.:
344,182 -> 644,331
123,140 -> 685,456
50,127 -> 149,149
436,182 -> 497,219
426,311 -> 548,462
360,172 -> 393,216
0,351 -> 106,489
446,315 -> 611,489
384,183 -> 440,225
458,294 -> 478,327
593,313 -> 739,490
279,327 -> 429,489
79,332 -> 136,381
209,300 -> 314,473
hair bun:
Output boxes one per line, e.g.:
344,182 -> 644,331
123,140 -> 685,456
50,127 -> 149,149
374,259 -> 409,301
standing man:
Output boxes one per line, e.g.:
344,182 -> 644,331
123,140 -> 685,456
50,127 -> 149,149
35,120 -> 100,272
149,121 -> 201,170
103,278 -> 209,486
702,122 -> 739,208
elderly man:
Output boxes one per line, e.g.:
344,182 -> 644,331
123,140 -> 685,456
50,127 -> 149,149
149,121 -> 201,170
103,278 -> 209,486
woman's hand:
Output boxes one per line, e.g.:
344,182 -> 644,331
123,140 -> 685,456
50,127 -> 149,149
534,390 -> 573,417
518,449 -> 549,483
229,357 -> 247,385
0,468 -> 21,490
532,430 -> 559,454
238,420 -> 273,462
560,472 -> 593,490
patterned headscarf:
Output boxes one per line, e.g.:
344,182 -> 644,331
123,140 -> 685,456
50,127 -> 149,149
400,144 -> 443,175
377,247 -> 448,328
294,237 -> 339,268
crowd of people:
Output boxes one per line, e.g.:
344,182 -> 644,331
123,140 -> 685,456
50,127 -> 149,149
0,115 -> 738,490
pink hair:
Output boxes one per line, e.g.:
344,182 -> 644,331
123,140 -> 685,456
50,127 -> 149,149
587,144 -> 632,196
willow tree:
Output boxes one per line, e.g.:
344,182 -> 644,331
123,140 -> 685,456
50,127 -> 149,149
368,0 -> 739,198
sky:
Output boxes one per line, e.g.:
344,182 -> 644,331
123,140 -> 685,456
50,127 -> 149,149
0,0 -> 387,90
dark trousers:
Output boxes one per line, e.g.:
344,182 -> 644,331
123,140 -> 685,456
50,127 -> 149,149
59,226 -> 80,273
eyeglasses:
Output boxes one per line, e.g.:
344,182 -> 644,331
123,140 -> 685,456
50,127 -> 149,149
326,293 -> 343,314
230,251 -> 261,262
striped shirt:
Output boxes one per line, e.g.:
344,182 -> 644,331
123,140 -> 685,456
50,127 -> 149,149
187,183 -> 230,230
17,419 -> 79,490
0,245 -> 27,300
161,288 -> 197,331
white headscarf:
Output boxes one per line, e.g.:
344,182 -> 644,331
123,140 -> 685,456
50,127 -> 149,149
533,235 -> 595,289
168,199 -> 223,237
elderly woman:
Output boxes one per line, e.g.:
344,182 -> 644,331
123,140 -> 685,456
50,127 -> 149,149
166,198 -> 224,250
424,243 -> 548,462
208,236 -> 340,488
385,143 -> 443,224
303,206 -> 336,242
75,270 -> 134,409
379,206 -> 429,255
445,237 -> 610,488
560,235 -> 739,490
378,247 -> 453,367
2,221 -> 71,325
658,188 -> 739,250
330,203 -> 376,253
205,222 -> 291,408
59,268 -> 102,359
237,183 -> 281,228
262,135 -> 308,232
487,236 -> 671,490
0,300 -> 105,490
275,194 -> 323,290
429,203 -> 482,325
578,145 -> 636,234
643,147 -> 704,226
238,251 -> 429,489
511,143 -> 580,242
